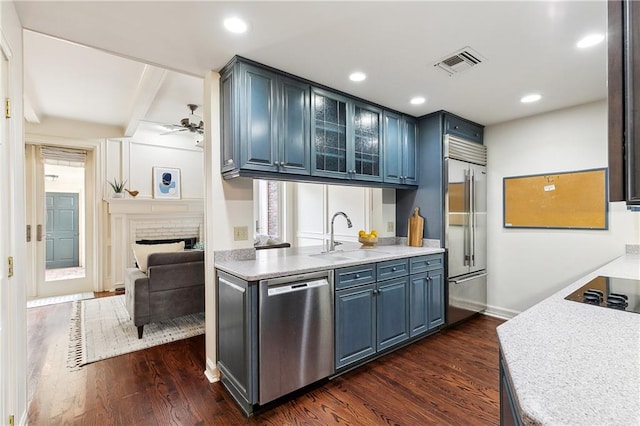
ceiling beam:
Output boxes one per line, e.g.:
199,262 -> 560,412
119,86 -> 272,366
23,94 -> 41,124
124,64 -> 166,137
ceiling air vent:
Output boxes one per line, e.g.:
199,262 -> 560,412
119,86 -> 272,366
434,47 -> 485,76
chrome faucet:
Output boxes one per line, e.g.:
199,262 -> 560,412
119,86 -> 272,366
329,211 -> 353,251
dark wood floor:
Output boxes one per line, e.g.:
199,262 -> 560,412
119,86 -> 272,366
27,295 -> 504,425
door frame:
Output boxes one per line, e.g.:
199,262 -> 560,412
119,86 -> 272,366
0,32 -> 12,426
25,136 -> 105,297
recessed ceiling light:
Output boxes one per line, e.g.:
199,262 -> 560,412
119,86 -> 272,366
521,93 -> 542,103
224,17 -> 248,34
410,96 -> 426,105
576,33 -> 604,49
349,72 -> 366,82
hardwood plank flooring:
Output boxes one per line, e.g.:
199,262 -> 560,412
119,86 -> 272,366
27,296 -> 504,425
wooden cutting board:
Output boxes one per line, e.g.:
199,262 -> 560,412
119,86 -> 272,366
407,207 -> 424,247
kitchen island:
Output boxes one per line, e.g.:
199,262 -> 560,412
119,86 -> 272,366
214,242 -> 446,414
497,253 -> 640,425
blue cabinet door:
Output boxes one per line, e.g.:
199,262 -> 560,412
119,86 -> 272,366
311,88 -> 350,179
383,112 -> 418,186
403,117 -> 419,185
376,276 -> 409,351
335,283 -> 376,369
240,64 -> 278,172
220,68 -> 238,172
409,272 -> 428,337
217,271 -> 258,410
428,268 -> 445,329
279,77 -> 310,175
383,111 -> 403,184
352,102 -> 382,182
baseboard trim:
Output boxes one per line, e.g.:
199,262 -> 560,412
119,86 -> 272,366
204,357 -> 220,383
483,305 -> 520,320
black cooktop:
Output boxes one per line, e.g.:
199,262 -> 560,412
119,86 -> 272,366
565,276 -> 640,314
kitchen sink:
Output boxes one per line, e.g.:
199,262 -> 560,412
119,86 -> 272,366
309,249 -> 387,261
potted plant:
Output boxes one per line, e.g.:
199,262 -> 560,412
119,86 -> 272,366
108,178 -> 127,198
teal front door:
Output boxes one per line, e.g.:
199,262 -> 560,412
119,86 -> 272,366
45,192 -> 79,269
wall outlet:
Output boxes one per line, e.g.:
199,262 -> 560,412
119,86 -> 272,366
387,221 -> 394,232
233,226 -> 249,241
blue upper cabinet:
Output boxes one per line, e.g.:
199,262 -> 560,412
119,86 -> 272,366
443,113 -> 483,144
311,88 -> 350,179
311,89 -> 382,182
221,59 -> 311,176
279,77 -> 310,174
383,112 -> 418,186
220,56 -> 415,187
240,64 -> 278,172
352,102 -> 382,182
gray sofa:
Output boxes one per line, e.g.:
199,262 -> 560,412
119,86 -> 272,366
124,250 -> 205,338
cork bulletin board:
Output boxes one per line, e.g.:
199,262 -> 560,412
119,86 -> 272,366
503,168 -> 608,229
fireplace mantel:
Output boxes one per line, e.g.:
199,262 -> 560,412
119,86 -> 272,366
107,198 -> 204,215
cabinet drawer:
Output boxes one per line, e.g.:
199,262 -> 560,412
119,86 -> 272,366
444,115 -> 483,144
335,264 -> 376,290
410,254 -> 443,275
376,259 -> 409,281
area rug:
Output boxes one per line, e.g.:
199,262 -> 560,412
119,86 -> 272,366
67,295 -> 204,369
27,291 -> 94,308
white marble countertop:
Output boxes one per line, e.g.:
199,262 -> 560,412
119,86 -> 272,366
497,254 -> 640,425
214,243 -> 445,281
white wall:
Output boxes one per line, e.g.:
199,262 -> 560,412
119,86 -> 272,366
485,100 -> 640,317
293,183 -> 396,247
204,71 -> 255,383
106,137 -> 203,200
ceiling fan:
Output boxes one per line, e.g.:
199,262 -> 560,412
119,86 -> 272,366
152,104 -> 204,136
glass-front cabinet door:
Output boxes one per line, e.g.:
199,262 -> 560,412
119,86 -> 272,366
311,88 -> 350,179
352,103 -> 382,182
311,88 -> 382,182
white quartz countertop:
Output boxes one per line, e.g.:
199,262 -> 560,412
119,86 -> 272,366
496,254 -> 640,425
214,243 -> 444,281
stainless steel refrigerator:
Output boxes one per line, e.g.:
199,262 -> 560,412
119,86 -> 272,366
444,135 -> 488,325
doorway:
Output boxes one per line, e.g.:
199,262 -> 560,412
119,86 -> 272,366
25,145 -> 96,298
45,172 -> 83,281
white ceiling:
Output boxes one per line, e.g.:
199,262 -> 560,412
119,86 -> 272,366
16,1 -> 608,136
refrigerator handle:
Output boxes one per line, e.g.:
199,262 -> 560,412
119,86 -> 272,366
464,169 -> 471,266
470,168 -> 476,267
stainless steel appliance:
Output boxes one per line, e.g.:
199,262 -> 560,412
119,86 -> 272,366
258,270 -> 334,405
565,276 -> 640,313
445,135 -> 488,325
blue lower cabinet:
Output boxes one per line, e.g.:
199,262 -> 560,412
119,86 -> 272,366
409,267 -> 445,338
335,255 -> 443,371
409,273 -> 429,337
335,283 -> 377,369
376,276 -> 409,351
500,350 -> 522,425
427,268 -> 445,329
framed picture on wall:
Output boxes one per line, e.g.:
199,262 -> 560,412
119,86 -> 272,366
153,167 -> 181,199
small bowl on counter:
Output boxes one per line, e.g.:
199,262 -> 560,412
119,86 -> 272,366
358,236 -> 378,248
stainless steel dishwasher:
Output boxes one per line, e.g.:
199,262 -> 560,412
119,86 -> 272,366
258,270 -> 334,405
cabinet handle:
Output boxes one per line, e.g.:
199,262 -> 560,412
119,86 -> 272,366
355,274 -> 360,279
391,267 -> 397,272
373,289 -> 379,295
427,262 -> 431,265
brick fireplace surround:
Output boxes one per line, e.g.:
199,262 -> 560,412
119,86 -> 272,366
107,198 -> 204,288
